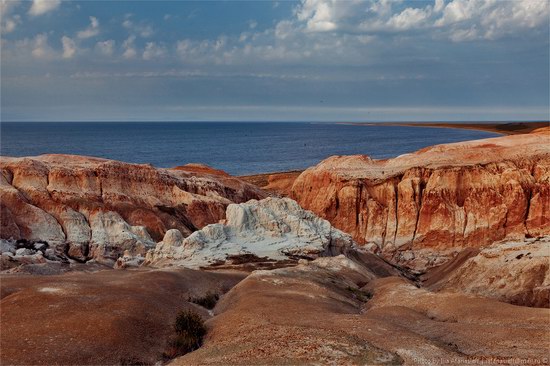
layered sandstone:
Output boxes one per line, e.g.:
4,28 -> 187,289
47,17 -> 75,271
291,130 -> 550,270
0,155 -> 265,264
145,197 -> 354,268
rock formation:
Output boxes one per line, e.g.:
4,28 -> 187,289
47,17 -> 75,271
291,130 -> 550,271
0,155 -> 265,265
431,236 -> 550,307
145,197 -> 355,268
175,254 -> 549,365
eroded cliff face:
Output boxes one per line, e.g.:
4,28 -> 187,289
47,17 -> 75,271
0,155 -> 265,264
291,131 -> 550,270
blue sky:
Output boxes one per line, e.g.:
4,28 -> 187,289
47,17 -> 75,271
1,0 -> 549,122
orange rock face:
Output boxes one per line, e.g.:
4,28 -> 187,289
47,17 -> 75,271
291,132 -> 550,269
0,155 -> 266,262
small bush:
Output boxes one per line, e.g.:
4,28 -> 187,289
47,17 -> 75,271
189,292 -> 219,309
164,310 -> 206,360
174,310 -> 206,339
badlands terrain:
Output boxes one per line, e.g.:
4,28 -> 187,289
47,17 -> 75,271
1,125 -> 549,365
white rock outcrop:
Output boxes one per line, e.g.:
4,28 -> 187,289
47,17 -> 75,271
145,197 -> 355,268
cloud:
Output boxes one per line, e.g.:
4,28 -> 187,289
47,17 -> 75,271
275,20 -> 294,39
122,17 -> 154,38
386,6 -> 432,30
293,0 -> 549,41
95,40 -> 115,56
30,33 -> 55,59
248,20 -> 258,29
61,36 -> 76,59
1,14 -> 21,34
296,0 -> 340,32
142,42 -> 166,60
122,35 -> 137,59
77,16 -> 100,39
1,0 -> 21,33
28,0 -> 60,16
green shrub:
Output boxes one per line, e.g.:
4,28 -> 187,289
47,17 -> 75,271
188,292 -> 219,309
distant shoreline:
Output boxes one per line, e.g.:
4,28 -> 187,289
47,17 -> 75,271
242,121 -> 549,191
336,121 -> 549,135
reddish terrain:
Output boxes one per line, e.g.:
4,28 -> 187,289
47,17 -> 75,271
291,128 -> 550,270
0,268 -> 246,365
0,155 -> 265,263
177,256 -> 549,365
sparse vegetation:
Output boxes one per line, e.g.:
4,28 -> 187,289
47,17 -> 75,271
163,310 -> 206,360
188,292 -> 219,310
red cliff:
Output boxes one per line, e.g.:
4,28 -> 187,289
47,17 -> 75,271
291,129 -> 550,270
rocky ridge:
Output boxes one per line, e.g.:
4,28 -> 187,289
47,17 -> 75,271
0,155 -> 265,266
291,130 -> 550,271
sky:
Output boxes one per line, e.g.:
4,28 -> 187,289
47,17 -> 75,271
1,0 -> 549,122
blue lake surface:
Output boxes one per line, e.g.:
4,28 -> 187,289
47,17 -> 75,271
0,122 -> 500,175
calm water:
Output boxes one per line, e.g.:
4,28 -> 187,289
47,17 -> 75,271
0,122 -> 499,175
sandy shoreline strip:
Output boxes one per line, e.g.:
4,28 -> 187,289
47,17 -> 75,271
336,121 -> 549,135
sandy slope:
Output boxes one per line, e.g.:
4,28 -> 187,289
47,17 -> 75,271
0,268 -> 246,365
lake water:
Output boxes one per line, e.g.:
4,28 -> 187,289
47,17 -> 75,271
0,122 -> 500,175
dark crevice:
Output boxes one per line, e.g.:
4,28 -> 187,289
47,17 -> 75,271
524,188 -> 534,234
355,184 -> 362,226
411,177 -> 426,245
393,181 -> 399,245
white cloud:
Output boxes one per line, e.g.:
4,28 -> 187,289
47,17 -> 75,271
387,6 -> 432,30
433,0 -> 445,13
28,0 -> 60,16
450,25 -> 478,42
1,0 -> 21,33
435,0 -> 550,40
77,16 -> 100,39
293,0 -> 549,41
142,42 -> 166,60
122,18 -> 154,37
61,36 -> 76,59
30,33 -> 55,59
1,15 -> 21,34
122,35 -> 137,59
275,20 -> 294,40
95,39 -> 115,56
296,0 -> 337,31
248,20 -> 258,29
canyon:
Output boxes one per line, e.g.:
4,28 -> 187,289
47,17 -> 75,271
1,126 -> 549,365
